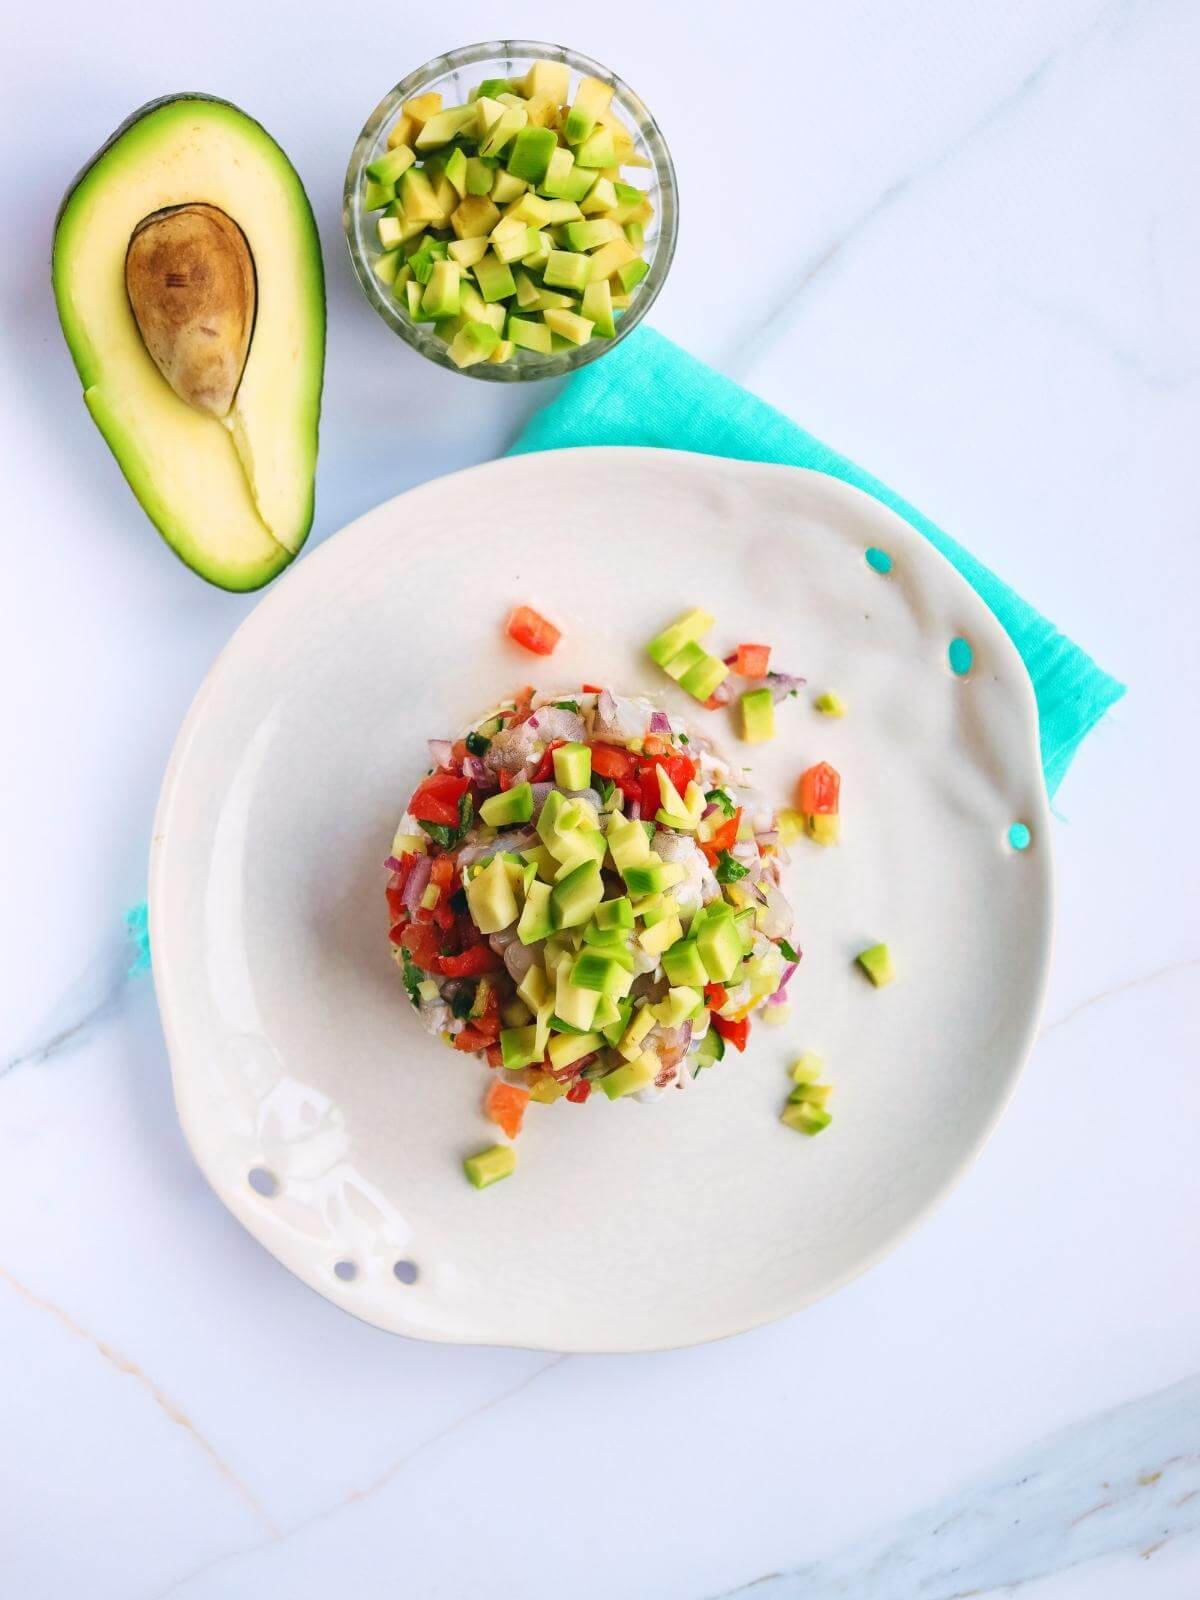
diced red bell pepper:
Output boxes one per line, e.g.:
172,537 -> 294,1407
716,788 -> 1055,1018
798,761 -> 840,816
700,808 -> 742,866
590,743 -> 638,782
438,944 -> 502,978
704,982 -> 728,1010
498,768 -> 513,791
712,1013 -> 750,1052
506,605 -> 561,657
409,771 -> 470,826
385,853 -> 419,921
485,1044 -> 504,1069
581,683 -> 604,694
566,1080 -> 591,1103
734,643 -> 771,678
454,1025 -> 494,1053
531,740 -> 566,783
399,922 -> 442,972
484,1080 -> 530,1138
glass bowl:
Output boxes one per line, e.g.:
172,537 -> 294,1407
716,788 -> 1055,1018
343,40 -> 678,382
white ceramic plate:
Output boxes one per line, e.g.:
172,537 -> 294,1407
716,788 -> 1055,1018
150,447 -> 1053,1352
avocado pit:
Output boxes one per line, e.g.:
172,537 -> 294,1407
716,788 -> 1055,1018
125,203 -> 256,417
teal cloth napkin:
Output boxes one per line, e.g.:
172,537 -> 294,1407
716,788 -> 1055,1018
510,327 -> 1124,796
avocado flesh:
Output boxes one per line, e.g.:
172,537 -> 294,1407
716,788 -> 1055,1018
53,96 -> 325,591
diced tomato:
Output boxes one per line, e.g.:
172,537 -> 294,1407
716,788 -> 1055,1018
409,771 -> 470,826
712,1014 -> 750,1052
642,734 -> 669,757
734,643 -> 771,678
704,693 -> 725,710
506,605 -> 561,657
498,768 -> 513,791
472,984 -> 501,1041
798,761 -> 840,816
429,856 -> 456,891
454,1025 -> 494,1053
639,752 -> 697,816
581,683 -> 604,694
438,944 -> 502,979
590,743 -> 638,782
508,685 -> 535,723
399,922 -> 442,972
566,1080 -> 591,1103
704,982 -> 728,1010
484,1080 -> 530,1138
485,1044 -> 504,1069
531,740 -> 566,783
433,902 -> 455,931
700,808 -> 742,866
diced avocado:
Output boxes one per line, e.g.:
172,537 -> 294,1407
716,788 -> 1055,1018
814,691 -> 846,717
474,251 -> 518,302
572,949 -> 636,996
363,179 -> 397,211
398,167 -> 442,223
480,781 -> 534,827
521,59 -> 571,102
536,787 -> 569,846
517,961 -> 550,1013
617,1003 -> 656,1059
550,830 -> 606,878
552,742 -> 592,789
386,114 -> 416,150
638,914 -> 683,957
420,260 -> 461,319
740,687 -> 776,744
507,126 -> 558,183
415,104 -> 477,149
622,859 -> 681,896
575,128 -> 617,168
403,279 -> 423,318
548,1030 -> 603,1072
448,235 -> 490,267
465,853 -> 519,933
781,1102 -> 832,1136
585,239 -> 636,283
488,165 -> 528,201
516,879 -> 553,945
579,280 -> 616,338
554,965 -> 601,1031
507,315 -> 554,354
520,230 -> 553,273
480,105 -> 528,160
565,76 -> 614,144
599,996 -> 633,1047
448,321 -> 501,368
598,1051 -> 657,1100
442,146 -> 469,198
490,219 -> 537,264
733,906 -> 756,952
507,191 -> 553,226
543,308 -> 593,346
789,1082 -> 832,1108
464,156 -> 494,196
580,176 -> 619,216
594,895 -> 634,931
807,813 -> 840,846
489,339 -> 516,364
696,915 -> 743,982
373,249 -> 403,287
653,987 -> 703,1029
377,215 -> 404,250
856,943 -> 895,987
550,859 -> 604,930
544,250 -> 591,291
543,199 -> 583,223
401,92 -> 443,131
528,1070 -> 567,1104
679,652 -> 730,702
565,218 -> 622,251
464,1144 -> 517,1188
451,195 -> 501,239
616,258 -> 650,293
647,608 -> 715,667
500,1025 -> 541,1070
539,146 -> 579,199
624,220 -> 645,250
790,1052 -> 824,1084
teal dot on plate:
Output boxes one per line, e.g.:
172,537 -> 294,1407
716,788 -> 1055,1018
1008,822 -> 1031,851
865,546 -> 892,574
948,636 -> 974,676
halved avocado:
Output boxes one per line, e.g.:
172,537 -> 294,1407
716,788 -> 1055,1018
53,96 -> 325,591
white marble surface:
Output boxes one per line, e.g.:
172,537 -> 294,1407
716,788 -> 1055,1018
2,1 -> 1197,1595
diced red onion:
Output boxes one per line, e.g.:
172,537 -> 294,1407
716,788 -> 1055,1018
767,672 -> 806,703
628,798 -> 641,820
756,830 -> 780,846
427,739 -> 454,768
383,855 -> 405,872
708,681 -> 733,708
527,714 -> 540,730
700,803 -> 720,821
462,755 -> 493,786
402,853 -> 432,916
768,961 -> 800,1004
649,711 -> 671,734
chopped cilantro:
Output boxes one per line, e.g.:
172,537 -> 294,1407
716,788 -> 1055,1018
417,791 -> 475,850
592,775 -> 616,805
779,938 -> 800,964
552,699 -> 581,713
400,951 -> 423,1004
705,788 -> 735,817
715,851 -> 749,883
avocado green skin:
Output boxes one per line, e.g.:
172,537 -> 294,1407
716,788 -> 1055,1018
52,94 -> 326,593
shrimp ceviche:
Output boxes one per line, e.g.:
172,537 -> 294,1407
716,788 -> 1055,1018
385,686 -> 802,1142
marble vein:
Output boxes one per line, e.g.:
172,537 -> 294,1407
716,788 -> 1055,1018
723,0 -> 1138,379
0,1264 -> 277,1533
1039,954 -> 1199,1039
149,1353 -> 568,1598
706,1371 -> 1200,1599
0,932 -> 134,1081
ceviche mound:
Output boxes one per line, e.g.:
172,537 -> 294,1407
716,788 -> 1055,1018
385,686 -> 801,1111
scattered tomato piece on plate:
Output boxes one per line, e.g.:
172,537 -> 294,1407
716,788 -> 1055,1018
506,605 -> 561,656
485,1080 -> 530,1138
